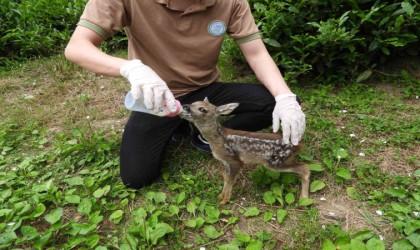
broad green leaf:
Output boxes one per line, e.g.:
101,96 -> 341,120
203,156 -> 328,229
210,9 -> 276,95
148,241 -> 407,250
299,198 -> 314,207
309,164 -> 325,172
263,38 -> 281,48
44,208 -> 62,224
285,193 -> 295,205
353,230 -> 375,241
412,193 -> 420,202
366,238 -> 385,250
109,210 -> 123,224
244,207 -> 260,217
154,192 -> 167,203
0,209 -> 13,217
150,223 -> 174,244
336,237 -> 351,249
392,239 -> 414,250
187,201 -> 197,214
246,240 -> 263,250
176,192 -> 186,204
263,191 -> 276,205
219,243 -> 240,250
93,185 -> 110,198
168,205 -> 179,216
195,218 -> 205,228
391,202 -> 410,214
407,233 -> 420,248
88,211 -> 104,225
205,206 -> 220,223
65,195 -> 81,204
220,209 -> 234,215
65,176 -> 84,186
401,2 -> 414,16
132,208 -> 147,224
84,177 -> 95,188
204,225 -> 223,239
404,220 -> 420,235
264,212 -> 274,222
185,218 -> 206,229
21,226 -> 39,240
346,187 -> 358,199
33,232 -> 52,249
335,148 -> 349,159
310,180 -> 326,192
0,231 -> 18,244
235,231 -> 251,243
385,188 -> 406,199
78,198 -> 92,216
350,239 -> 366,250
277,209 -> 288,224
322,239 -> 336,250
337,168 -> 352,180
78,223 -> 97,235
146,191 -> 167,203
185,220 -> 196,228
356,70 -> 373,83
67,236 -> 86,248
227,217 -> 238,225
86,234 -> 100,248
32,203 -> 46,218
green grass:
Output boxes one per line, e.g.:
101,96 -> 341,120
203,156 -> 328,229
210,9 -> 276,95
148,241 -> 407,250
0,53 -> 419,249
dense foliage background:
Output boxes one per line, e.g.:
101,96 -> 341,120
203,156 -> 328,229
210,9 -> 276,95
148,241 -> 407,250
249,0 -> 419,82
1,0 -> 419,80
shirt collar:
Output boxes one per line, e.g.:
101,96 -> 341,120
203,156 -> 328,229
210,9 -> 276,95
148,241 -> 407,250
153,0 -> 216,9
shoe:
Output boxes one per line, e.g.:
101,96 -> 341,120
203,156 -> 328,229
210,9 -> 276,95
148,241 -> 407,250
191,133 -> 212,154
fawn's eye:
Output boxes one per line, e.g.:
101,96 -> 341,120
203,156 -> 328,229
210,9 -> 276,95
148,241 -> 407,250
198,107 -> 208,113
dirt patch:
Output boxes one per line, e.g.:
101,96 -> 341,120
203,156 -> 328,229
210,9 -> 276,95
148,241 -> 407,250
315,188 -> 396,242
376,146 -> 419,176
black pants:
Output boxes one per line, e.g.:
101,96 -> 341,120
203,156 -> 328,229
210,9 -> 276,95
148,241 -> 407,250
119,82 -> 275,188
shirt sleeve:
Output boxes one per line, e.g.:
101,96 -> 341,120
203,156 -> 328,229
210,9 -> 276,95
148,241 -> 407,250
77,0 -> 128,39
227,0 -> 261,44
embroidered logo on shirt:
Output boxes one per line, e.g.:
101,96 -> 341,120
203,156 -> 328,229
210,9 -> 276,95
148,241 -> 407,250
208,20 -> 226,37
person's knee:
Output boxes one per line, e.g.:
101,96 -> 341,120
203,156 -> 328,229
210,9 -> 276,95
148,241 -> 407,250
119,160 -> 161,189
120,170 -> 160,189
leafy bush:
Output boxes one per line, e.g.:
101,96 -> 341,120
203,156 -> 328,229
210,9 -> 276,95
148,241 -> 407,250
0,0 -> 126,67
0,0 -> 84,63
249,0 -> 419,83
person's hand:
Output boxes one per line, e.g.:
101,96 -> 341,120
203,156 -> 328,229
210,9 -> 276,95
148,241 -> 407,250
120,59 -> 177,113
272,93 -> 306,145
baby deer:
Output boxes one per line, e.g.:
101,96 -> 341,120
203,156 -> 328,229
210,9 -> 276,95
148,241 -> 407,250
180,98 -> 310,205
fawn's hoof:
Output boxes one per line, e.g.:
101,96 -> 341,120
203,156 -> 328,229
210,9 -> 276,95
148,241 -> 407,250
217,193 -> 224,199
219,199 -> 229,205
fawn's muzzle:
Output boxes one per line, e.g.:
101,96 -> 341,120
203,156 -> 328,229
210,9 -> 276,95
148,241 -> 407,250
182,104 -> 191,112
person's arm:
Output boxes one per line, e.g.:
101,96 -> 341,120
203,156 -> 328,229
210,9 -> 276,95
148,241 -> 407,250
239,38 -> 291,96
64,26 -> 178,113
239,38 -> 306,145
64,26 -> 126,76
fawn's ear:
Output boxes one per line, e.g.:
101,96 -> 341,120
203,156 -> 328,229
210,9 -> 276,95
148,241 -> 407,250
217,103 -> 240,115
203,97 -> 210,103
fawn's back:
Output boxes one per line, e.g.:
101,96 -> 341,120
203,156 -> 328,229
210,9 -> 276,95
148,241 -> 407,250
222,128 -> 303,170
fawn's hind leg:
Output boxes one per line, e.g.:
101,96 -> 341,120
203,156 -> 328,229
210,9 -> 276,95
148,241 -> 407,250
218,162 -> 242,205
275,160 -> 310,198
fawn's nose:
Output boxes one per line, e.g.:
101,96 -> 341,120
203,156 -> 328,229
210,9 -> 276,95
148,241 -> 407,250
182,104 -> 191,112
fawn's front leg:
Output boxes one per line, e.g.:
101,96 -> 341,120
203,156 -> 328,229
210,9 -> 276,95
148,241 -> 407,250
218,162 -> 242,205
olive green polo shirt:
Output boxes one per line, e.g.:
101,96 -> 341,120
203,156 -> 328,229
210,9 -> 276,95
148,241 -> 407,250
78,0 -> 261,97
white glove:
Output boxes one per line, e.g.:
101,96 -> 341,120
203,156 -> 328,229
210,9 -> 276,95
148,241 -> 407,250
272,93 -> 306,145
120,59 -> 177,113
